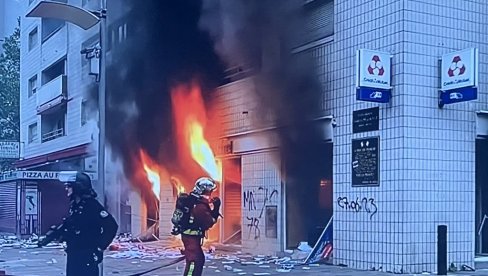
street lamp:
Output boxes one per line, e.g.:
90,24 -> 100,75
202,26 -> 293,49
26,0 -> 107,205
27,1 -> 107,274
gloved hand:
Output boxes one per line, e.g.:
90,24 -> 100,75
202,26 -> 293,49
211,197 -> 221,219
212,197 -> 221,210
93,248 -> 104,264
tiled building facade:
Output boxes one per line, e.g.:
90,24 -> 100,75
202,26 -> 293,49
212,0 -> 488,274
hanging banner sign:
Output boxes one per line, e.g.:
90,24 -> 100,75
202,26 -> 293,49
439,48 -> 478,107
356,49 -> 392,103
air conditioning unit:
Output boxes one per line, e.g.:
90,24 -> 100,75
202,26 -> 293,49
89,56 -> 100,76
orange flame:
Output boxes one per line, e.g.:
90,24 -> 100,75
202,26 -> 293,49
139,150 -> 161,200
170,176 -> 186,195
187,119 -> 222,182
171,82 -> 222,182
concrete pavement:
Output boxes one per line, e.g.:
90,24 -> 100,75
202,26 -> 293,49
2,246 -> 488,276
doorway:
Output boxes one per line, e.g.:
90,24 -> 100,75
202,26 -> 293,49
285,142 -> 333,248
221,157 -> 242,244
476,138 -> 488,254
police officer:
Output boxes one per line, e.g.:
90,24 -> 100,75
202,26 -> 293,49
38,171 -> 118,276
181,177 -> 221,276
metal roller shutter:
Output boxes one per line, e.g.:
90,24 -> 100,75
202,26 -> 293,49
0,181 -> 17,234
302,0 -> 334,44
223,182 -> 242,243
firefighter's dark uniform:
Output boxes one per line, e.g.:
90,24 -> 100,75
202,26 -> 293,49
181,196 -> 218,276
63,196 -> 118,276
38,172 -> 118,276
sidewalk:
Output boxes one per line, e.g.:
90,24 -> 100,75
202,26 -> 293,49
1,246 -> 488,276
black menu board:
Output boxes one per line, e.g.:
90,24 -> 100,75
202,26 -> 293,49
351,137 -> 379,187
353,107 -> 379,133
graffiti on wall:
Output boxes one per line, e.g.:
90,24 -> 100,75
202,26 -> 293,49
337,196 -> 378,220
243,186 -> 279,239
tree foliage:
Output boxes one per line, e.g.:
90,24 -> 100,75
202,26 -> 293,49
0,20 -> 20,171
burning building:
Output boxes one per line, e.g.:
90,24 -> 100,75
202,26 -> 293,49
101,0 -> 487,274
102,0 -> 334,252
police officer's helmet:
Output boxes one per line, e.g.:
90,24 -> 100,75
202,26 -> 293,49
59,171 -> 95,196
192,177 -> 217,196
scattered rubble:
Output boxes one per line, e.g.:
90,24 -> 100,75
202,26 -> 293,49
1,233 -> 324,274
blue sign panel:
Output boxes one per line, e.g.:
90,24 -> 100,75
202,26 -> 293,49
439,87 -> 477,108
356,87 -> 391,103
305,217 -> 333,264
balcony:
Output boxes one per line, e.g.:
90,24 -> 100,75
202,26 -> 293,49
36,75 -> 67,114
41,128 -> 64,143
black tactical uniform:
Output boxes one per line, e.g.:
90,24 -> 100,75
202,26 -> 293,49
39,172 -> 118,276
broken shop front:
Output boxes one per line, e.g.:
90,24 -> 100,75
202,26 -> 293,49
0,171 -> 94,237
215,117 -> 334,254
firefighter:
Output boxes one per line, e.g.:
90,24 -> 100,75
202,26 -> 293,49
181,177 -> 221,276
38,171 -> 118,276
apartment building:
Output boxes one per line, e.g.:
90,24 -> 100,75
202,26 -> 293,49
0,0 -> 102,236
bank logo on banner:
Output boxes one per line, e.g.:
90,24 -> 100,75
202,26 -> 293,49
439,48 -> 478,107
356,49 -> 392,103
367,55 -> 385,76
447,56 -> 465,77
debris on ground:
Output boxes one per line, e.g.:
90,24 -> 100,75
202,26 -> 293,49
1,232 -> 325,275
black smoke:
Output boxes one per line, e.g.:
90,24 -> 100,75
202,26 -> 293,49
103,0 -> 328,241
105,0 -> 225,173
200,0 -> 329,245
200,0 -> 324,154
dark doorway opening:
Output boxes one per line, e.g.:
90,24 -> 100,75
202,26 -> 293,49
39,180 -> 69,234
476,138 -> 488,255
285,142 -> 333,249
222,157 -> 242,244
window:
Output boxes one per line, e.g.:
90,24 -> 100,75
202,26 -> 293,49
42,58 -> 66,85
41,107 -> 66,142
296,0 -> 334,46
41,18 -> 65,42
28,123 -> 38,143
28,27 -> 38,50
29,0 -> 35,4
108,20 -> 128,51
28,75 -> 38,97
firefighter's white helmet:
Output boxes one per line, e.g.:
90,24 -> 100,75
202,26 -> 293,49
192,177 -> 217,196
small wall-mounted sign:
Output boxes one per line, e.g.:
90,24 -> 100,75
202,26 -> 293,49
351,137 -> 379,187
0,141 -> 20,159
439,48 -> 478,108
356,49 -> 392,103
353,107 -> 379,133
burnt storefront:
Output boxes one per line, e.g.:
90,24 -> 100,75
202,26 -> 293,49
212,114 -> 334,254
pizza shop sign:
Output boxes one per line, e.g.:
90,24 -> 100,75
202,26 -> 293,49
11,171 -> 98,180
20,171 -> 60,180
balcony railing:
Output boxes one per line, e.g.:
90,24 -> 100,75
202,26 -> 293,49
41,128 -> 64,143
36,75 -> 67,113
